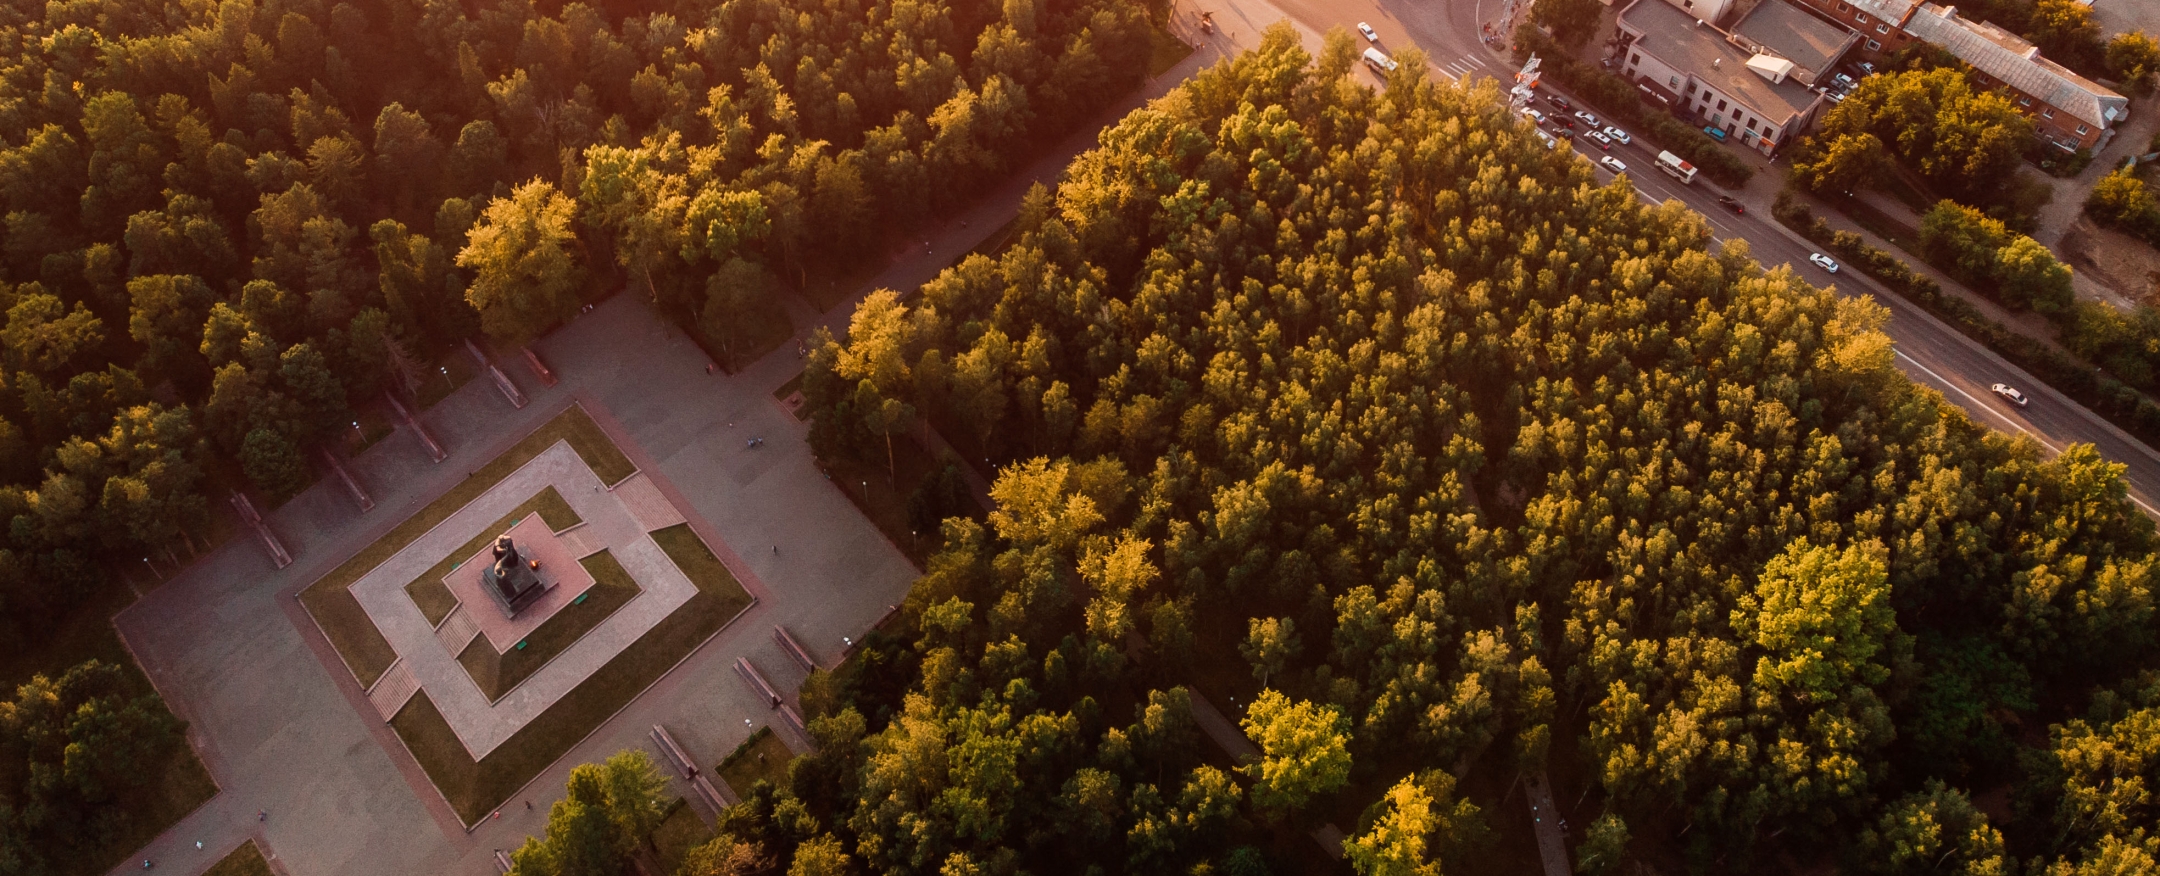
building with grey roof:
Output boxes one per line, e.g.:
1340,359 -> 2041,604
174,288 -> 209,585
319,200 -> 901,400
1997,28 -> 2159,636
1901,3 -> 2128,151
1729,0 -> 1860,86
1617,0 -> 1832,155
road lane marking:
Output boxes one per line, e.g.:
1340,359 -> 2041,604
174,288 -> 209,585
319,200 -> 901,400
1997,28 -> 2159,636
1894,349 -> 2160,515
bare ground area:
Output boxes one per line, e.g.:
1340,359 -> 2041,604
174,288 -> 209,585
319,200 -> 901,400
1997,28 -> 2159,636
2061,217 -> 2160,306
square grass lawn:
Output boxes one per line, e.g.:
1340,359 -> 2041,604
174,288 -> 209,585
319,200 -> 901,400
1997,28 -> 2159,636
389,522 -> 752,824
298,404 -> 635,689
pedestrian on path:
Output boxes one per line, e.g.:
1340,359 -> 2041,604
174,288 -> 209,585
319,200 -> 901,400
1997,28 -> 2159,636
195,841 -> 202,850
258,810 -> 266,822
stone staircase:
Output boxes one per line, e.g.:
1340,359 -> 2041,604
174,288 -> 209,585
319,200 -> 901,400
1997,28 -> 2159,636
435,605 -> 482,655
366,661 -> 421,721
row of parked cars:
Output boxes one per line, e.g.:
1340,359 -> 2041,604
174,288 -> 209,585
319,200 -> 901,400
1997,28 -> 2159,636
1524,94 -> 1634,151
1822,60 -> 1875,103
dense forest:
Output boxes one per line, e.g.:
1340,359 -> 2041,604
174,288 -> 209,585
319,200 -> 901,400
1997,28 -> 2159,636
0,0 -> 1153,652
0,0 -> 1155,868
746,26 -> 2160,875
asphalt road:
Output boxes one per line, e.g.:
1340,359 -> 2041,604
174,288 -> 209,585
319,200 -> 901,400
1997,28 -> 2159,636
1204,0 -> 2160,512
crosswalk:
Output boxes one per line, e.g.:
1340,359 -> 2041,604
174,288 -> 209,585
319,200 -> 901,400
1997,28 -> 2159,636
1435,54 -> 1487,82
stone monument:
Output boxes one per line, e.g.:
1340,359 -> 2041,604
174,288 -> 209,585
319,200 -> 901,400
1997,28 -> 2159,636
482,535 -> 548,618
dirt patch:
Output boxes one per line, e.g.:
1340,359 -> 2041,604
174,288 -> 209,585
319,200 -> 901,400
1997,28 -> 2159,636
2061,217 -> 2160,305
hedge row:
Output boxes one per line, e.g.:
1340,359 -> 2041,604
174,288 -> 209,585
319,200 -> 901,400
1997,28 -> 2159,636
1515,28 -> 1754,188
1772,189 -> 2160,446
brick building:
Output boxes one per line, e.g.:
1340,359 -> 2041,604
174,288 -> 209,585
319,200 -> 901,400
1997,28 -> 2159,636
1900,4 -> 2129,152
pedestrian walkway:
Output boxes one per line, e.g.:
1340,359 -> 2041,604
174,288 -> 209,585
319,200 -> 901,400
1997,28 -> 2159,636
611,472 -> 684,532
1524,770 -> 1571,876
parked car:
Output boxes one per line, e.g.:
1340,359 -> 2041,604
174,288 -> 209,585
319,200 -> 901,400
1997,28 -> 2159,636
1520,107 -> 1546,124
1602,126 -> 1632,145
1544,94 -> 1574,113
1358,21 -> 1379,42
1991,383 -> 2029,406
1716,195 -> 1745,214
1548,126 -> 1574,140
1857,61 -> 1876,74
1600,155 -> 1628,174
1574,110 -> 1601,127
1808,252 -> 1840,273
1703,125 -> 1727,141
1586,130 -> 1613,150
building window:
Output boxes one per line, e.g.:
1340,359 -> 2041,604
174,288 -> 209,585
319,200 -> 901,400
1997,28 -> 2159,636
1717,99 -> 1728,111
1631,52 -> 1642,65
1856,12 -> 1870,22
1684,82 -> 1696,95
2042,107 -> 2054,118
1876,23 -> 1889,33
2019,96 -> 2031,107
1866,39 -> 1881,50
1837,2 -> 1849,9
1746,118 -> 1758,131
1669,76 -> 1681,89
2078,124 -> 2091,134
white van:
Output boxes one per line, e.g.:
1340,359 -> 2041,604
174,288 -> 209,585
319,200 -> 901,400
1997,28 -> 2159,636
1655,150 -> 1697,184
1363,47 -> 1398,73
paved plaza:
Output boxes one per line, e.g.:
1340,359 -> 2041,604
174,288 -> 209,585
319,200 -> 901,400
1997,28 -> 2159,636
337,438 -> 700,757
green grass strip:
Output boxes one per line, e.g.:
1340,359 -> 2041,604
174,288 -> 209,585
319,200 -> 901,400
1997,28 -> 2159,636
201,841 -> 273,876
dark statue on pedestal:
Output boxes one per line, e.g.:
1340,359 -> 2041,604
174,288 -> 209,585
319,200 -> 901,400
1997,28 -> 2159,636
482,535 -> 547,618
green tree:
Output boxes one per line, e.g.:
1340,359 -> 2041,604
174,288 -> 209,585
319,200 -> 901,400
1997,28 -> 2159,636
125,274 -> 214,385
1794,132 -> 1890,196
458,179 -> 585,345
1575,812 -> 1629,874
1240,616 -> 1300,687
240,427 -> 310,501
1343,772 -> 1479,876
1858,781 -> 2006,876
2024,0 -> 2102,73
1238,690 -> 1351,817
2107,31 -> 2160,89
2,289 -> 104,375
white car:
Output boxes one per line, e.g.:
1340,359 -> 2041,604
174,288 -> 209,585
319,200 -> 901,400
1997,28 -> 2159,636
1991,383 -> 2029,406
1808,252 -> 1840,273
1603,125 -> 1632,145
1600,155 -> 1627,174
1521,107 -> 1546,124
1358,21 -> 1378,42
1574,110 -> 1601,127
